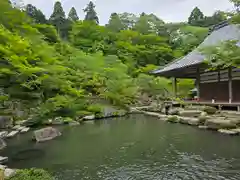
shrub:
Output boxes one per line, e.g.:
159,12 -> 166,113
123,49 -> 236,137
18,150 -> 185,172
203,106 -> 217,115
167,115 -> 179,123
7,168 -> 54,180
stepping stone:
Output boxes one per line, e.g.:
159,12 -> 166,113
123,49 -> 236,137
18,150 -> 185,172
218,129 -> 238,135
12,125 -> 21,130
198,125 -> 208,129
20,127 -> 30,133
0,131 -> 8,138
7,131 -> 18,138
0,157 -> 8,164
83,115 -> 95,120
69,121 -> 80,126
17,126 -> 26,131
231,128 -> 240,134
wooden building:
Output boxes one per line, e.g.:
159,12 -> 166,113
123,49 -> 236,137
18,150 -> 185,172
153,22 -> 240,105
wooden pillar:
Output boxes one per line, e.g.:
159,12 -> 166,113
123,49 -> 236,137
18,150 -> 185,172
173,77 -> 177,98
228,67 -> 233,103
196,68 -> 200,100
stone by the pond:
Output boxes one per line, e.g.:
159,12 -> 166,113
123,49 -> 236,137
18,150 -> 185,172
17,126 -> 26,131
83,115 -> 95,120
69,121 -> 80,126
198,125 -> 208,129
0,131 -> 8,138
218,129 -> 238,135
4,168 -> 16,178
34,127 -> 61,142
0,139 -> 6,150
12,125 -> 21,130
179,110 -> 202,118
231,128 -> 240,134
20,127 -> 30,133
0,157 -> 8,164
179,117 -> 199,126
0,164 -> 7,170
7,131 -> 18,138
205,119 -> 237,130
52,117 -> 64,125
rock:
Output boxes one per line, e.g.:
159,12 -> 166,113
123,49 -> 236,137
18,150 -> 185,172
0,164 -> 7,170
83,115 -> 95,120
0,131 -> 8,138
69,121 -> 80,126
205,119 -> 237,130
0,139 -> 6,150
20,127 -> 30,133
4,168 -> 16,178
198,125 -> 208,129
0,157 -> 8,164
169,109 -> 179,115
12,125 -> 21,130
179,110 -> 202,118
0,116 -> 13,128
6,131 -> 18,138
52,117 -> 64,125
17,126 -> 26,131
179,117 -> 199,126
218,129 -> 238,135
34,127 -> 61,142
231,128 -> 240,134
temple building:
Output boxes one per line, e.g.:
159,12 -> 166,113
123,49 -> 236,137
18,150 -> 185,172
153,22 -> 240,105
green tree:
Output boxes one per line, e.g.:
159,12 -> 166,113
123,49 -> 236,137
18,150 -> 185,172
133,13 -> 152,34
188,7 -> 205,26
230,0 -> 240,11
106,13 -> 124,32
49,1 -> 68,38
25,4 -> 47,24
83,1 -> 99,24
68,7 -> 79,22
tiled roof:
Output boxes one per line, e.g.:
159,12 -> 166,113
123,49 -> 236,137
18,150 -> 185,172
153,24 -> 240,75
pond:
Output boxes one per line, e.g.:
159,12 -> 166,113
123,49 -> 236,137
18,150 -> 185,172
2,114 -> 240,180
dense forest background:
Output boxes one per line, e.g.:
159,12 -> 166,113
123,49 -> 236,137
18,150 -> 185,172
0,0 -> 239,123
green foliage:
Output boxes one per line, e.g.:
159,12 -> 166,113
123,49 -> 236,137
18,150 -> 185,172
34,24 -> 60,43
188,7 -> 204,26
167,115 -> 179,123
7,168 -> 54,180
106,13 -> 125,32
68,7 -> 79,22
84,1 -> 99,24
177,79 -> 194,98
202,40 -> 240,68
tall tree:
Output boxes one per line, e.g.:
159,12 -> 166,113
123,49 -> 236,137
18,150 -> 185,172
83,1 -> 99,24
49,1 -> 67,38
188,7 -> 204,26
68,7 -> 79,22
25,4 -> 47,24
133,12 -> 152,34
106,13 -> 124,32
230,0 -> 240,11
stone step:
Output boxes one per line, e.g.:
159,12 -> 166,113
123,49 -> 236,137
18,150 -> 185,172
0,157 -> 8,164
0,131 -> 8,139
20,127 -> 30,133
6,131 -> 18,138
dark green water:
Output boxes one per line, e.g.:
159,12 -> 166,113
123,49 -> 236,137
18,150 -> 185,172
2,114 -> 240,180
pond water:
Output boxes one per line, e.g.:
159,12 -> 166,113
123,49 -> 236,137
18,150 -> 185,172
2,114 -> 240,180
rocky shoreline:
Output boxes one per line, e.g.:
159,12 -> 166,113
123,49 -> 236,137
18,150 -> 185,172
132,105 -> 240,136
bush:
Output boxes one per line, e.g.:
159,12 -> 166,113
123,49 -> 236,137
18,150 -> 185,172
7,168 -> 54,180
167,115 -> 179,123
203,106 -> 217,115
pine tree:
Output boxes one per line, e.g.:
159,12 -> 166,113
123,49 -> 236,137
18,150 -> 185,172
25,4 -> 47,24
106,13 -> 124,32
188,7 -> 205,26
49,1 -> 67,38
83,1 -> 99,24
134,13 -> 151,34
68,7 -> 79,22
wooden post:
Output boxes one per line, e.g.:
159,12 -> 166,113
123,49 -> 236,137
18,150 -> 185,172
173,77 -> 177,98
228,67 -> 233,103
196,68 -> 200,100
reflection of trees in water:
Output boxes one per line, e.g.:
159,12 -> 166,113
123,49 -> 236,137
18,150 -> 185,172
12,148 -> 45,161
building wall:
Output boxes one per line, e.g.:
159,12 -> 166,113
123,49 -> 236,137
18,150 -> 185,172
200,80 -> 240,102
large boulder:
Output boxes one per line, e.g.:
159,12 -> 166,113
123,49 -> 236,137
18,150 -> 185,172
203,106 -> 218,115
34,127 -> 61,142
179,110 -> 202,118
205,119 -> 237,130
179,117 -> 199,126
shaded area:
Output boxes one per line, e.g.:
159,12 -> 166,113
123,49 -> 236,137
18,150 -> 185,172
2,114 -> 240,180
